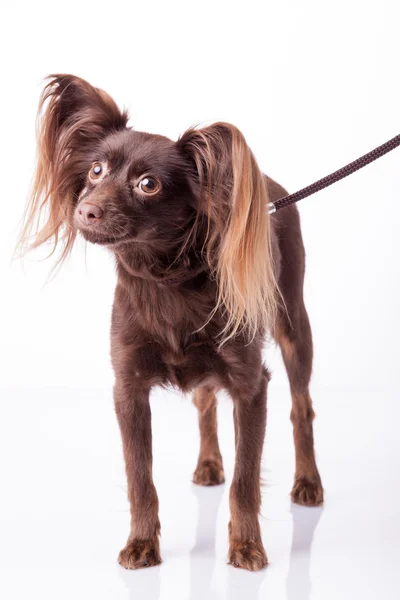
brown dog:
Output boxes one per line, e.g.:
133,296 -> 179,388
19,74 -> 323,572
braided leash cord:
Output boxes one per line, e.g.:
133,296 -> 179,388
269,134 -> 400,213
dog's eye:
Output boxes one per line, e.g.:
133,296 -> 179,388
89,162 -> 103,180
138,176 -> 160,195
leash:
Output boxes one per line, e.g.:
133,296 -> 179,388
268,134 -> 400,214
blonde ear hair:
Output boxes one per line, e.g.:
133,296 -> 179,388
16,74 -> 127,263
180,123 -> 279,342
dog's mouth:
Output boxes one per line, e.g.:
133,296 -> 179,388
78,227 -> 132,247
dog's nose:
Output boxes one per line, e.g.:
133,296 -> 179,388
78,202 -> 104,226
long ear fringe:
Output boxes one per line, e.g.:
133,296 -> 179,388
16,82 -> 73,262
16,74 -> 128,265
180,123 -> 279,343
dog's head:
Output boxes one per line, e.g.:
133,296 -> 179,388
73,129 -> 196,250
19,74 -> 278,340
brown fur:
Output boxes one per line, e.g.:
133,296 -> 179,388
18,75 -> 323,571
193,387 -> 225,485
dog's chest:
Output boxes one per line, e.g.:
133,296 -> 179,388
135,333 -> 222,392
116,280 -> 224,390
160,339 -> 222,391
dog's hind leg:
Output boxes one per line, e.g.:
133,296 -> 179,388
271,202 -> 323,506
192,386 -> 225,486
275,305 -> 324,507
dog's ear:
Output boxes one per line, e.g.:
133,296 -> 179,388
18,74 -> 128,261
178,122 -> 279,342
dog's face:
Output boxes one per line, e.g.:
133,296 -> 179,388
74,129 -> 196,250
20,74 -> 278,341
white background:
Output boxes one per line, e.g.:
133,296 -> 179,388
1,1 -> 399,599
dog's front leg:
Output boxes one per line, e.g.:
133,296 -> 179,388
114,379 -> 161,569
228,367 -> 269,571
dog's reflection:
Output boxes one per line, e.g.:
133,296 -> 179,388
286,504 -> 323,600
189,483 -> 225,599
118,558 -> 161,600
118,496 -> 322,600
190,483 -> 267,600
118,482 -> 223,600
226,560 -> 267,599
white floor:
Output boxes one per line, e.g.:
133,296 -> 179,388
0,382 -> 399,600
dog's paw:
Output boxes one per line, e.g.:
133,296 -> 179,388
228,539 -> 268,571
291,476 -> 324,507
193,459 -> 225,486
118,539 -> 161,570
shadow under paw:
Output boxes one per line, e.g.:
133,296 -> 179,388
228,539 -> 268,571
291,476 -> 324,507
118,539 -> 161,570
193,459 -> 225,486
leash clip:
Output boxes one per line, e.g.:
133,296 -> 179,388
268,202 -> 276,214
